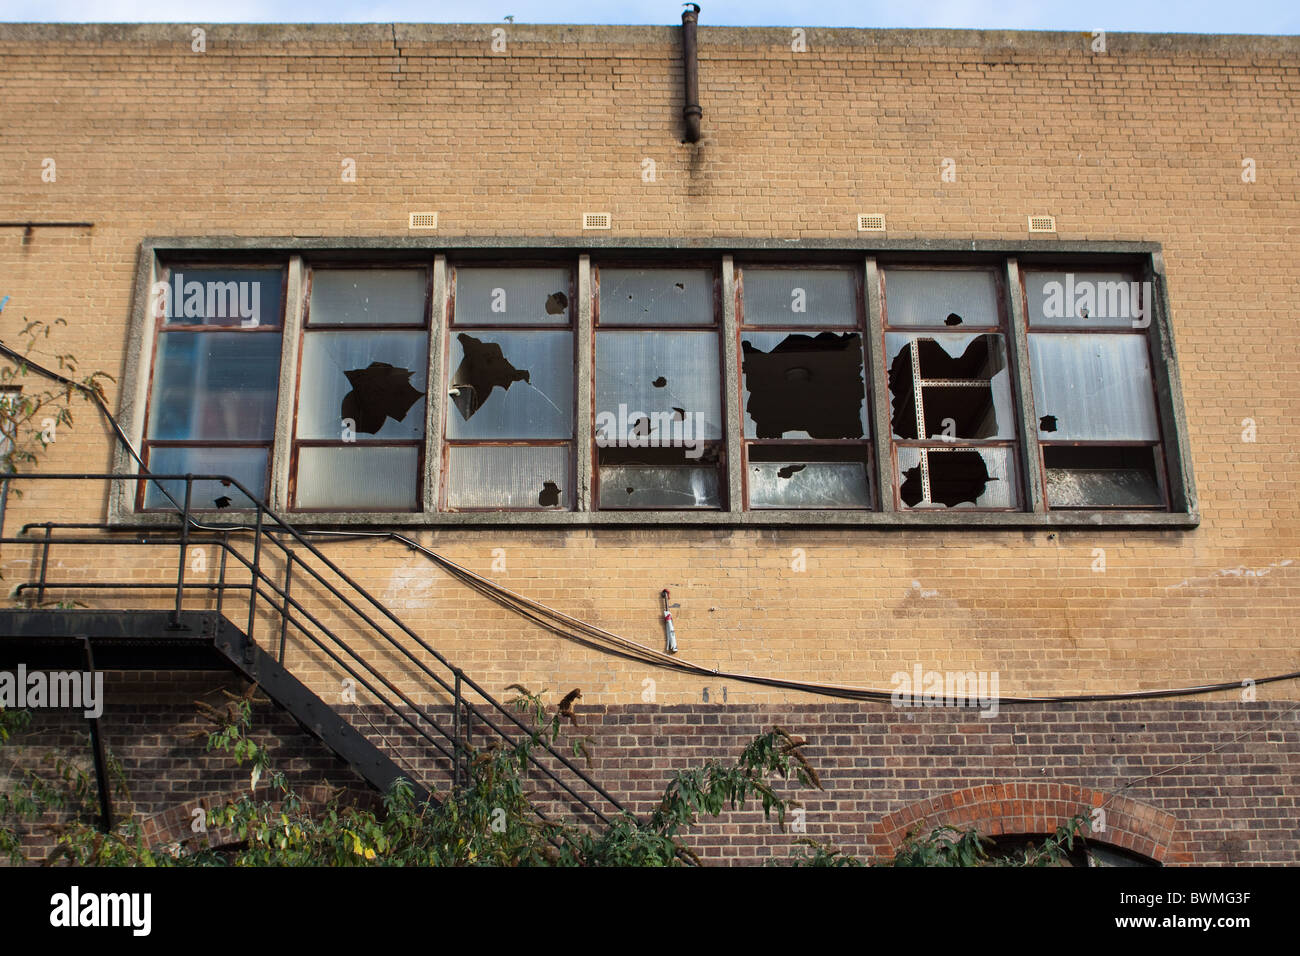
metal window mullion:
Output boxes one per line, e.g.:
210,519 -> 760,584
864,257 -> 895,511
1005,256 -> 1045,512
1146,252 -> 1196,515
576,255 -> 594,511
722,255 -> 743,512
270,254 -> 304,511
423,255 -> 447,513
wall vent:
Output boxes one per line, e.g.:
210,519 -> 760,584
583,212 -> 612,230
1027,215 -> 1057,234
408,212 -> 438,230
857,214 -> 886,232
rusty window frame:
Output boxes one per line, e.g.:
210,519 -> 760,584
734,262 -> 876,510
591,259 -> 728,511
1018,266 -> 1171,511
138,261 -> 287,512
287,262 -> 433,513
440,261 -> 577,512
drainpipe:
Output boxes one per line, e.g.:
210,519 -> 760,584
681,4 -> 702,143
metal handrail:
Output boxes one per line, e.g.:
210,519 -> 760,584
1,472 -> 628,826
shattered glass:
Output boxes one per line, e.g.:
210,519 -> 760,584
454,267 -> 571,325
446,445 -> 571,509
886,333 -> 1016,440
1028,333 -> 1159,441
748,457 -> 870,508
1043,445 -> 1163,508
598,268 -> 713,326
297,331 -> 427,440
897,445 -> 1018,509
741,331 -> 866,439
595,331 -> 723,442
446,331 -> 572,439
883,268 -> 1000,328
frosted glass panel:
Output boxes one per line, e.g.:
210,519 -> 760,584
143,446 -> 268,510
749,461 -> 870,508
446,332 -> 573,439
884,268 -> 1000,328
1029,333 -> 1159,441
1025,271 -> 1144,328
309,269 -> 427,326
599,268 -> 714,326
455,268 -> 571,325
446,445 -> 571,509
598,466 -> 721,509
295,446 -> 418,509
164,268 -> 283,327
595,331 -> 722,443
741,331 -> 867,439
742,267 -> 856,327
297,331 -> 427,440
885,332 -> 1015,440
897,445 -> 1018,509
148,331 -> 282,441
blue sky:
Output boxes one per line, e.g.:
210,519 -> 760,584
1,0 -> 1297,33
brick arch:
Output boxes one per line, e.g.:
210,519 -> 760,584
868,782 -> 1192,865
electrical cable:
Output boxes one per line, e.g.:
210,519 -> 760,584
4,340 -> 1299,707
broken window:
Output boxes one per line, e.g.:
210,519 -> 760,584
141,265 -> 285,510
453,267 -> 571,326
1025,269 -> 1166,509
444,266 -> 574,509
737,265 -> 872,508
595,265 -> 724,509
290,268 -> 429,511
882,267 -> 1020,509
597,268 -> 713,326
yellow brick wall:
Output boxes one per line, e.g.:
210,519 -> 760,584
1,24 -> 1298,706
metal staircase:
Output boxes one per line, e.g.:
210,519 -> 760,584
0,473 -> 627,831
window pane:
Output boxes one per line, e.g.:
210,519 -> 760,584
147,331 -> 282,441
164,268 -> 283,327
884,268 -> 1000,328
446,445 -> 571,509
297,331 -> 427,440
897,445 -> 1018,509
749,459 -> 870,508
446,331 -> 572,439
295,446 -> 419,510
599,268 -> 713,326
886,333 -> 1016,440
741,267 -> 856,326
1043,446 -> 1163,508
143,446 -> 268,510
595,331 -> 722,446
454,268 -> 571,325
1025,271 -> 1145,329
741,331 -> 866,439
1029,333 -> 1159,441
308,269 -> 427,326
599,464 -> 721,509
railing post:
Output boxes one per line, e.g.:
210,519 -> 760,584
170,477 -> 192,629
35,523 -> 52,606
278,551 -> 293,664
453,669 -> 463,791
215,530 -> 230,617
245,504 -> 263,662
